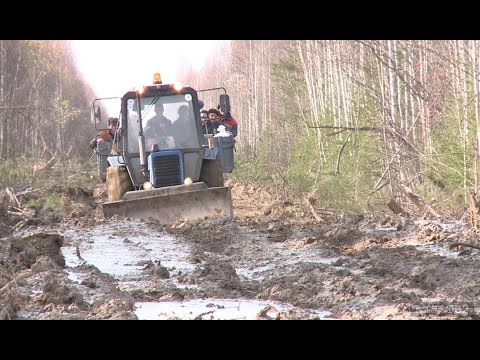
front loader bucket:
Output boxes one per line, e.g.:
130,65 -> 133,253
102,182 -> 233,224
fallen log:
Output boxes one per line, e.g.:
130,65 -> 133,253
397,184 -> 440,218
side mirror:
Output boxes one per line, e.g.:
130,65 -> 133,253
92,106 -> 102,123
219,94 -> 230,114
198,100 -> 204,110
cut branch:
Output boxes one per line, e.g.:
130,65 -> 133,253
274,169 -> 324,222
335,131 -> 352,175
32,155 -> 56,179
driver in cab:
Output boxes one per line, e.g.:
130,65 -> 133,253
144,102 -> 175,150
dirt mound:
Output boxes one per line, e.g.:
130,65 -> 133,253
91,298 -> 137,320
2,232 -> 64,271
197,260 -> 242,291
414,221 -> 446,244
231,182 -> 313,222
35,271 -> 84,306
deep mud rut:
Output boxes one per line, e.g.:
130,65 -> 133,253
2,181 -> 480,320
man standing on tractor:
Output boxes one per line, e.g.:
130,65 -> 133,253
90,117 -> 119,153
90,117 -> 119,182
220,111 -> 238,137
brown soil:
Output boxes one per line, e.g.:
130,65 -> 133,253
1,180 -> 480,320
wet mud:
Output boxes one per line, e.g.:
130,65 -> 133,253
1,182 -> 480,319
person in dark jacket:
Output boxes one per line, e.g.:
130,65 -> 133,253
144,102 -> 173,139
208,108 -> 222,133
90,117 -> 119,179
89,117 -> 119,149
200,109 -> 215,134
172,105 -> 196,148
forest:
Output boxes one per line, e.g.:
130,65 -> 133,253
186,40 -> 480,218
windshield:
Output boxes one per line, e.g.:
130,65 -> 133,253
126,94 -> 199,153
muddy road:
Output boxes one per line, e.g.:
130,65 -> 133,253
1,181 -> 480,320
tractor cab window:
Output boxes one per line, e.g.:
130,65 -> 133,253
126,94 -> 199,153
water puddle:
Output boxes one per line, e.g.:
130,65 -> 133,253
134,298 -> 333,320
416,243 -> 459,258
61,221 -> 194,285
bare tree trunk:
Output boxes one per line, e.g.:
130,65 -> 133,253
473,40 -> 480,192
0,40 -> 7,160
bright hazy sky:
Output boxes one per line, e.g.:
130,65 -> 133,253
71,40 -> 225,98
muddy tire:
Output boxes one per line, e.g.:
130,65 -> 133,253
200,159 -> 224,187
106,166 -> 134,202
